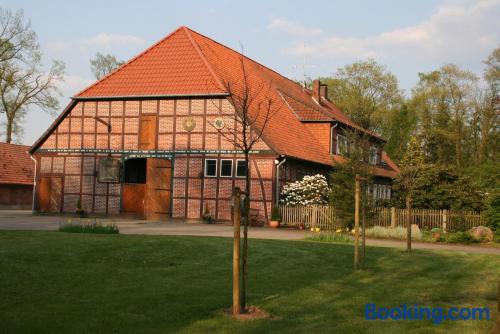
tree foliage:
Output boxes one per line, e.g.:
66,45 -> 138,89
89,52 -> 124,80
0,7 -> 64,143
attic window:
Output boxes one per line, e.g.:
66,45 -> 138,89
369,147 -> 378,165
337,135 -> 348,155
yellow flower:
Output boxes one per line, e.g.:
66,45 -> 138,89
315,227 -> 320,232
310,227 -> 315,232
335,229 -> 342,233
351,229 -> 356,234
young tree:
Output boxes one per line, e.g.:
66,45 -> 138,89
208,49 -> 280,312
0,8 -> 64,143
396,136 -> 424,252
89,52 -> 124,80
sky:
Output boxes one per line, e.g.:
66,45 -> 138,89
2,0 -> 499,145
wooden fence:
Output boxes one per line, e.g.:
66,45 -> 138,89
280,205 -> 484,231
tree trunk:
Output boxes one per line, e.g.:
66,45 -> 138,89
5,117 -> 13,143
354,175 -> 360,270
361,182 -> 366,267
406,195 -> 412,253
241,153 -> 250,311
232,187 -> 241,316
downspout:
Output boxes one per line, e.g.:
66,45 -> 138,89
30,154 -> 36,213
275,156 -> 286,206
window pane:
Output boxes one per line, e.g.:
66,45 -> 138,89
337,135 -> 347,155
220,160 -> 233,177
236,160 -> 247,177
205,159 -> 217,177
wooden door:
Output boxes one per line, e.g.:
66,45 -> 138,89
38,176 -> 51,212
145,158 -> 171,220
37,176 -> 62,213
139,115 -> 157,150
121,183 -> 146,218
50,177 -> 62,212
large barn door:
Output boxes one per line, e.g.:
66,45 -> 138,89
145,158 -> 171,221
38,176 -> 62,213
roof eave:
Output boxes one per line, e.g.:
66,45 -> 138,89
73,93 -> 230,101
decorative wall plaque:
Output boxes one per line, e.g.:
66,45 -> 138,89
183,117 -> 196,132
213,117 -> 225,130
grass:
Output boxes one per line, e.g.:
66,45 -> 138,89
305,231 -> 353,243
0,231 -> 498,333
59,222 -> 119,234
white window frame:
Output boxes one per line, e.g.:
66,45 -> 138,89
204,159 -> 217,177
235,159 -> 247,178
369,147 -> 378,165
336,134 -> 348,155
219,159 -> 233,178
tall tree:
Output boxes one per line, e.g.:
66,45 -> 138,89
0,8 -> 64,143
322,59 -> 403,135
89,52 -> 124,80
411,64 -> 478,168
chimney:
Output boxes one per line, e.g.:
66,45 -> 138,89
319,85 -> 328,101
312,80 -> 320,103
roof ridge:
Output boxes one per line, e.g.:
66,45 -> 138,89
182,27 -> 227,94
184,27 -> 304,90
75,26 -> 187,97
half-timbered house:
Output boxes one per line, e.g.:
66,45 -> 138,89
29,26 -> 398,221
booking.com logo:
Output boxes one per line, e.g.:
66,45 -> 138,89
365,304 -> 491,325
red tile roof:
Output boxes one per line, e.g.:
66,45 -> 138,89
34,26 -> 398,177
0,142 -> 34,185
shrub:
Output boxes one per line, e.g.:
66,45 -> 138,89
271,206 -> 281,221
485,193 -> 500,231
446,232 -> 478,244
281,174 -> 329,206
450,214 -> 468,232
305,232 -> 353,243
364,226 -> 422,241
59,222 -> 119,234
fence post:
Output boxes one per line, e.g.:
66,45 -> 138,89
442,210 -> 448,233
390,207 -> 396,228
312,205 -> 318,230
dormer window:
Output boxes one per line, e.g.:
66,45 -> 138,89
369,147 -> 378,165
337,134 -> 348,155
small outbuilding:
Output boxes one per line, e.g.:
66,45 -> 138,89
0,142 -> 34,209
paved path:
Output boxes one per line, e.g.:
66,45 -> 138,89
0,210 -> 499,255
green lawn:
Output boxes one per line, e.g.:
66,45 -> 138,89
0,231 -> 498,333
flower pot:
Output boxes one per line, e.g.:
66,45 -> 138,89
269,220 -> 280,228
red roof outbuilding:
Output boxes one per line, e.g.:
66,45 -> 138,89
0,142 -> 34,185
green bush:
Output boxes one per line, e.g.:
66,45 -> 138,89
364,226 -> 422,240
305,232 -> 353,243
271,206 -> 281,221
446,232 -> 478,244
485,193 -> 500,231
59,222 -> 119,234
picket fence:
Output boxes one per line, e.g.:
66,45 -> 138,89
279,205 -> 484,232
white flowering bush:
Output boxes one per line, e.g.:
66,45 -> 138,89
281,174 -> 329,206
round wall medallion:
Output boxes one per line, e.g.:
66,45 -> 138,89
213,117 -> 225,130
183,117 -> 196,132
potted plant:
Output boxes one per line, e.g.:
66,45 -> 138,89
430,227 -> 442,242
202,203 -> 213,224
269,206 -> 281,228
76,199 -> 85,218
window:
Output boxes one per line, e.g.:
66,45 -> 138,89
220,159 -> 233,177
124,158 -> 146,184
336,134 -> 348,155
236,160 -> 248,177
204,159 -> 217,177
369,147 -> 378,165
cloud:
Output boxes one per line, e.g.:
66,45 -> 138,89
268,17 -> 323,39
83,33 -> 146,49
272,0 -> 500,62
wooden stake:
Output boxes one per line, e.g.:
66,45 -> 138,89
232,187 -> 241,315
406,195 -> 412,253
354,175 -> 360,270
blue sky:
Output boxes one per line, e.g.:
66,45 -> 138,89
2,0 -> 499,145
